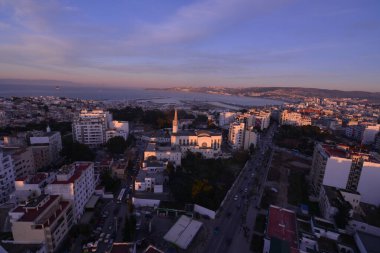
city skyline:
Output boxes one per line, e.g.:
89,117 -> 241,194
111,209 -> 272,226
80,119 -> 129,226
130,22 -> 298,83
0,0 -> 380,91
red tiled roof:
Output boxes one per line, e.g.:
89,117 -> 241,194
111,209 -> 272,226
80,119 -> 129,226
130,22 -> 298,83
52,163 -> 91,184
267,206 -> 298,250
322,144 -> 348,158
110,243 -> 134,253
18,195 -> 59,222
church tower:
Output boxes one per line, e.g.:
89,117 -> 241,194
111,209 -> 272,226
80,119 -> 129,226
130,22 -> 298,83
173,109 -> 178,134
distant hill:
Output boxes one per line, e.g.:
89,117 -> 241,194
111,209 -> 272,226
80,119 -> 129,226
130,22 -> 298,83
151,86 -> 380,102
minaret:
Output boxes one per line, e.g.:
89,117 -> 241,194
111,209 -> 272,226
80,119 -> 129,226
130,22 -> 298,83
173,109 -> 178,134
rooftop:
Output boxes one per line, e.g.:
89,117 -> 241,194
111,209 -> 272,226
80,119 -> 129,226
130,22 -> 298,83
52,162 -> 93,184
16,173 -> 48,185
163,215 -> 203,250
11,195 -> 70,225
267,206 -> 298,251
109,243 -> 134,253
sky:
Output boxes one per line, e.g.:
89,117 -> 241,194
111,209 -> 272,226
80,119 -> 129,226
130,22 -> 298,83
0,0 -> 379,91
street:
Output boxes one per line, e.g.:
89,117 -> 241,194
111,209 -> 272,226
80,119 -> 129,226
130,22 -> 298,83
201,123 -> 276,253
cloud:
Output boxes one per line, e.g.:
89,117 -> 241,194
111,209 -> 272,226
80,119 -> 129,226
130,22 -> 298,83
125,0 -> 287,47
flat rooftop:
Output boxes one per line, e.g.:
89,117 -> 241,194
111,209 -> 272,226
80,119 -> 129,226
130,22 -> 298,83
267,206 -> 298,251
163,215 -> 203,250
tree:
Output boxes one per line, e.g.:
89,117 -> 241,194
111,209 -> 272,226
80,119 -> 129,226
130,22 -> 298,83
106,136 -> 127,154
249,144 -> 255,155
100,171 -> 121,194
123,215 -> 136,242
334,202 -> 351,229
61,140 -> 95,162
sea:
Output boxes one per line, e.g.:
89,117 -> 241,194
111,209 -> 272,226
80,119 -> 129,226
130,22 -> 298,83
0,84 -> 283,107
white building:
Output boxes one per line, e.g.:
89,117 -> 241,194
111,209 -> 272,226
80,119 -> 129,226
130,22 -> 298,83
356,160 -> 380,206
46,162 -> 95,222
72,110 -> 111,146
218,111 -> 237,128
30,129 -> 62,169
171,109 -> 222,158
9,195 -> 73,253
106,120 -> 129,142
135,159 -> 166,193
250,111 -> 271,130
13,173 -> 55,203
6,147 -> 35,179
72,110 -> 129,146
362,124 -> 380,145
281,110 -> 311,126
311,143 -> 380,206
228,122 -> 245,149
0,151 -> 15,204
144,143 -> 181,166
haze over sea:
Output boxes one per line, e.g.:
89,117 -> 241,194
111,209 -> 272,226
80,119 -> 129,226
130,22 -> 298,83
0,84 -> 282,107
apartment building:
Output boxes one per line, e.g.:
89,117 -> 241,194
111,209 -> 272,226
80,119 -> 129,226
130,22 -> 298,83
72,109 -> 129,146
135,159 -> 166,193
361,124 -> 380,144
311,143 -> 380,205
46,162 -> 95,222
72,110 -> 110,146
218,111 -> 237,128
281,110 -> 311,126
250,111 -> 271,130
0,151 -> 15,204
6,147 -> 35,179
13,172 -> 55,203
9,195 -> 73,253
228,122 -> 245,149
30,129 -> 62,169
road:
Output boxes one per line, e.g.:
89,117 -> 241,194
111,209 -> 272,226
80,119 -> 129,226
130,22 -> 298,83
201,123 -> 277,253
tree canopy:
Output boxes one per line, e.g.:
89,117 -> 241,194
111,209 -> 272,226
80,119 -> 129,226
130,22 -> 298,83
61,140 -> 95,162
106,136 -> 127,154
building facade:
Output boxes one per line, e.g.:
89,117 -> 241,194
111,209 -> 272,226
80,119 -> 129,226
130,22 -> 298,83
30,130 -> 62,169
9,195 -> 73,253
7,147 -> 35,179
72,110 -> 129,146
311,143 -> 380,206
46,162 -> 95,222
0,151 -> 15,204
171,109 -> 222,158
228,122 -> 245,149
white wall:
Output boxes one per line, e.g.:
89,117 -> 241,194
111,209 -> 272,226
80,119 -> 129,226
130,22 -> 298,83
357,161 -> 380,205
132,197 -> 160,207
194,204 -> 216,219
322,157 -> 351,189
362,125 -> 380,144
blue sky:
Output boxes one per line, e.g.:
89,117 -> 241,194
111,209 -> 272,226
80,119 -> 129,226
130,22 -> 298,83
0,0 -> 379,91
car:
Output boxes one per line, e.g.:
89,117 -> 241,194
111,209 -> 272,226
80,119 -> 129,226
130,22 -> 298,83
104,239 -> 109,243
234,195 -> 238,201
100,233 -> 105,238
106,234 -> 111,239
108,225 -> 112,230
244,187 -> 248,193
